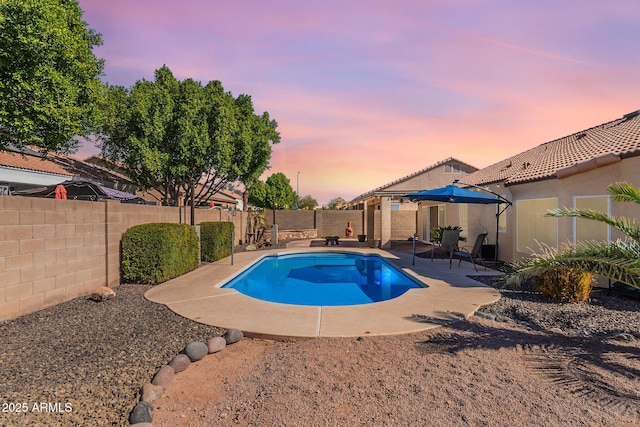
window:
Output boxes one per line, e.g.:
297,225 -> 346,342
574,196 -> 609,243
390,203 -> 400,211
444,163 -> 461,174
516,198 -> 557,253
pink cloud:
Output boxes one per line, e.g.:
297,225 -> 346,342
77,0 -> 640,205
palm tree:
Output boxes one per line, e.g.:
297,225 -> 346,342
505,181 -> 640,290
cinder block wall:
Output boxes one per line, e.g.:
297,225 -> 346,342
391,211 -> 417,239
265,210 -> 365,237
1,197 -> 109,321
266,210 -> 315,230
0,196 -> 247,322
317,210 -> 364,237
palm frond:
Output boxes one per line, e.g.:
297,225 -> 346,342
504,240 -> 640,290
608,181 -> 640,204
545,208 -> 640,242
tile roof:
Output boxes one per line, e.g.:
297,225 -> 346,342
0,150 -> 73,177
349,157 -> 478,204
464,110 -> 640,187
0,148 -> 136,188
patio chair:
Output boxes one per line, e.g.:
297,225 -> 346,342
452,232 -> 488,272
431,229 -> 460,264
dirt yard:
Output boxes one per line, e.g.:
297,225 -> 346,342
152,318 -> 640,426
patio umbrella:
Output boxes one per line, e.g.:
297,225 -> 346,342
405,184 -> 511,264
406,185 -> 502,204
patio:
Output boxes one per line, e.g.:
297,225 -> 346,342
145,239 -> 502,339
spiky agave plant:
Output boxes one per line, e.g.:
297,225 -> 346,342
504,181 -> 640,291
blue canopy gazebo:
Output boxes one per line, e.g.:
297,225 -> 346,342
405,182 -> 512,264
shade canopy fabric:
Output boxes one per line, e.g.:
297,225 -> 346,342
405,185 -> 502,204
14,179 -> 150,204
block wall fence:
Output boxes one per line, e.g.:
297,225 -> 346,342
266,209 -> 417,240
0,196 -> 246,322
1,198 -> 418,322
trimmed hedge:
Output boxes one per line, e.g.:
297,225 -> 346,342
200,221 -> 235,262
121,223 -> 199,285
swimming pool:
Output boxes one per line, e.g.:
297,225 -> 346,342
221,252 -> 426,306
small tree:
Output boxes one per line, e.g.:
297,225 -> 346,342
0,0 -> 104,153
325,197 -> 347,210
248,173 -> 297,210
505,181 -> 640,292
298,195 -> 318,210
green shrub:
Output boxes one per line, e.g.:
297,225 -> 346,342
200,221 -> 235,262
121,223 -> 199,284
536,268 -> 595,303
430,225 -> 463,243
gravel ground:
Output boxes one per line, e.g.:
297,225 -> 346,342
1,254 -> 639,426
0,284 -> 224,427
474,275 -> 640,337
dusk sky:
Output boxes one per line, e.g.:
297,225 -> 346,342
77,0 -> 640,205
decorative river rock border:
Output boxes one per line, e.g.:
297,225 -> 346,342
128,328 -> 244,426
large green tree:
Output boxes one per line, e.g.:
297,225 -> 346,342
98,66 -> 280,214
0,0 -> 104,153
505,181 -> 640,290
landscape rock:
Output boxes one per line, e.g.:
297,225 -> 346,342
224,328 -> 244,344
129,401 -> 153,424
185,341 -> 209,361
610,332 -> 636,341
141,383 -> 163,404
151,365 -> 174,388
245,244 -> 257,251
208,336 -> 227,353
169,353 -> 191,373
89,286 -> 116,302
474,311 -> 496,321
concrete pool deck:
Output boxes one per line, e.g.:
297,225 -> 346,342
144,240 -> 502,339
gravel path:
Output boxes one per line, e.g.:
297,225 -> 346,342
1,259 -> 639,426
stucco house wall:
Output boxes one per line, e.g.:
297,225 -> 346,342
350,158 -> 479,248
499,155 -> 640,261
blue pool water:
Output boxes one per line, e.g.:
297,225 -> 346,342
221,252 -> 425,306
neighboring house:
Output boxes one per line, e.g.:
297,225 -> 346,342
194,187 -> 243,210
0,146 -> 137,195
432,109 -> 640,262
0,147 -> 73,194
348,157 -> 479,248
84,155 -> 243,209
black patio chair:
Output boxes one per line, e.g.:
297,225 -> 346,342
452,232 -> 488,272
431,229 -> 460,265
